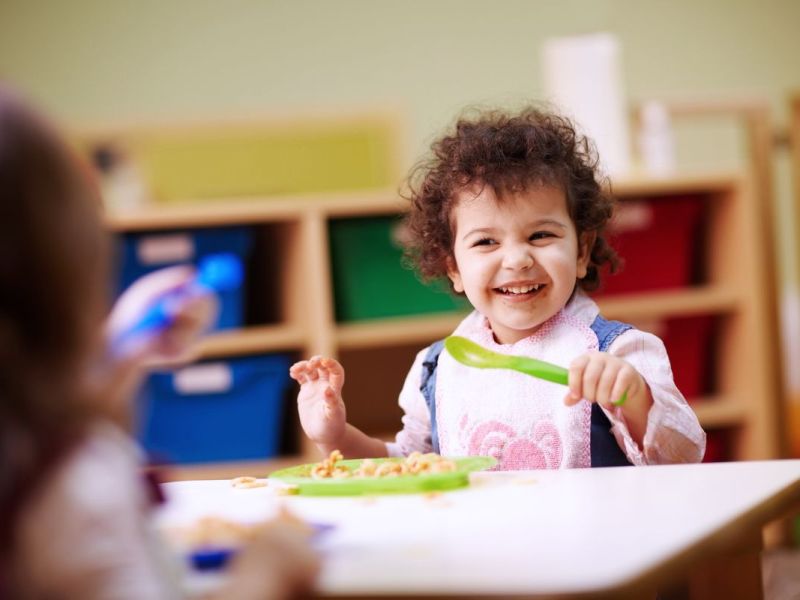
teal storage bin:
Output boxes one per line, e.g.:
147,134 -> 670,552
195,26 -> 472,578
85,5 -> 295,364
328,216 -> 469,322
137,354 -> 291,464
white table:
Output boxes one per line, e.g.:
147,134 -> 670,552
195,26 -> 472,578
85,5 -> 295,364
157,460 -> 800,599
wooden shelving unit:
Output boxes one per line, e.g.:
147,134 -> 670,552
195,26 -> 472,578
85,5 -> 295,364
107,171 -> 783,479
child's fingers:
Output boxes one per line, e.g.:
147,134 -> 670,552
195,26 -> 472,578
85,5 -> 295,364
323,387 -> 344,419
309,356 -> 330,381
159,328 -> 197,359
579,353 -> 605,403
290,359 -> 312,371
171,293 -> 218,336
321,358 -> 345,393
289,361 -> 312,383
289,370 -> 308,385
595,362 -> 621,408
610,365 -> 638,407
609,377 -> 629,408
291,357 -> 341,386
566,354 -> 590,404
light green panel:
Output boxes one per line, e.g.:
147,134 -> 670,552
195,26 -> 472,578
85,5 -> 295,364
119,124 -> 396,201
1,0 -> 799,279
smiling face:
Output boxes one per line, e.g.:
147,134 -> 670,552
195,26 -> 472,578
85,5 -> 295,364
447,184 -> 592,345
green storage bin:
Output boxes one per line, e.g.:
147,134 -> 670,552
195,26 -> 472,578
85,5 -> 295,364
329,216 -> 470,322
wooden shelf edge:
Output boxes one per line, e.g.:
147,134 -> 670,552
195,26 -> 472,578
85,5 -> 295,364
195,324 -> 306,358
596,286 -> 739,321
691,396 -> 749,428
105,171 -> 742,232
159,454 -> 310,482
612,171 -> 742,197
335,312 -> 469,350
105,188 -> 404,231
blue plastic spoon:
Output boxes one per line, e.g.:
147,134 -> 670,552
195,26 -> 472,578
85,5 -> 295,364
444,336 -> 627,406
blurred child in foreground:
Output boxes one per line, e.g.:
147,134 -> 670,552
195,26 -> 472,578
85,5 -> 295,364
0,85 -> 319,599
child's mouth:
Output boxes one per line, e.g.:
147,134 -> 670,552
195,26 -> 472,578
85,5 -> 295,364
494,284 -> 545,298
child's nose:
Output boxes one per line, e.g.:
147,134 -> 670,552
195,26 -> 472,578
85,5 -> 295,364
502,244 -> 535,270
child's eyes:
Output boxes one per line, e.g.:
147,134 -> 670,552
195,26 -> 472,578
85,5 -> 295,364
470,232 -> 556,247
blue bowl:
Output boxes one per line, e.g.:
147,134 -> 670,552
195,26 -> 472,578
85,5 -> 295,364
188,521 -> 334,571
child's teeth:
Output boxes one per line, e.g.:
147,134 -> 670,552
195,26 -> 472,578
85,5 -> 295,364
501,284 -> 540,294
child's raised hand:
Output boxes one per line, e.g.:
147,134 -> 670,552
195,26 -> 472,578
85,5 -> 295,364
564,351 -> 648,410
290,356 -> 347,446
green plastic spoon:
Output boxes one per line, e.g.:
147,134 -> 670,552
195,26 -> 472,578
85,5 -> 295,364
444,336 -> 627,406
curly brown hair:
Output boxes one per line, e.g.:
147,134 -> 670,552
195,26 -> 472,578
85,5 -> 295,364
402,106 -> 619,292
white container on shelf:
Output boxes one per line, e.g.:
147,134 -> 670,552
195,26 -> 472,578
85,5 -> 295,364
92,143 -> 148,211
637,100 -> 677,177
541,32 -> 632,178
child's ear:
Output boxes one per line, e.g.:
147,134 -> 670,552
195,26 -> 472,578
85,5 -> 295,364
577,232 -> 595,279
446,256 -> 464,293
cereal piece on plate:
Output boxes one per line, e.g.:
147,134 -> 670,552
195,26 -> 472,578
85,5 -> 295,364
331,466 -> 352,479
430,459 -> 457,473
354,458 -> 377,478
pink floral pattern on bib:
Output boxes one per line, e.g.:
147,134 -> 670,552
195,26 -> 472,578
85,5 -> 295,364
466,419 -> 563,470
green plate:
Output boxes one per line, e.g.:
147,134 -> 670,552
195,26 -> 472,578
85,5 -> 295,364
268,456 -> 497,496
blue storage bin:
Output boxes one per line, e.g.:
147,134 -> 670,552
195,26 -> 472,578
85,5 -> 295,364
115,226 -> 253,330
137,354 -> 291,464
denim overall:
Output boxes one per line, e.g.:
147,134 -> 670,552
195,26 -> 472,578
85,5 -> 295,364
420,315 -> 633,467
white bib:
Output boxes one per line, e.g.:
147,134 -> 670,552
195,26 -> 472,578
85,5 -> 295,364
436,310 -> 598,470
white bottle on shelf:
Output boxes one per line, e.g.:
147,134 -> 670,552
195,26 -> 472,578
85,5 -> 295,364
92,144 -> 148,211
637,101 -> 676,177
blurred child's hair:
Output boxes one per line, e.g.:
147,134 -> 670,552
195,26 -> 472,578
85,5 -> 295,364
402,106 -> 619,292
0,85 -> 111,556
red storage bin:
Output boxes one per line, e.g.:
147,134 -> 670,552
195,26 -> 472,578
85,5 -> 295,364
637,315 -> 715,400
597,195 -> 706,295
702,429 -> 730,463
662,315 -> 715,400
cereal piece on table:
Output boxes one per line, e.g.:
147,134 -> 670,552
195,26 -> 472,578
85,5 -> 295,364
270,481 -> 300,495
230,476 -> 268,489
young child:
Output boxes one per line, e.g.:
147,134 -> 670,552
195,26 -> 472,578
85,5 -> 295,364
0,85 -> 319,598
291,107 -> 706,470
